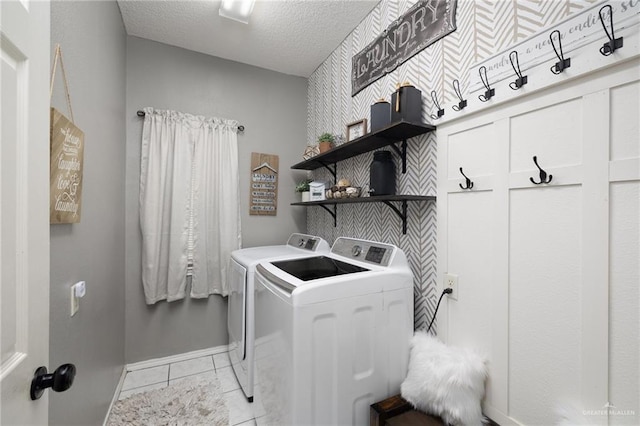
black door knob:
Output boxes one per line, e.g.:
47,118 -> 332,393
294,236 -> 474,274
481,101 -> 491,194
30,363 -> 76,400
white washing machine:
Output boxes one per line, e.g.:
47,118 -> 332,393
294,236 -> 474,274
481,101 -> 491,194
253,237 -> 414,425
227,233 -> 329,402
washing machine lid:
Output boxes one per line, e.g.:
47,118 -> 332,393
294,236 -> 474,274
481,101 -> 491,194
232,245 -> 304,265
231,233 -> 330,266
271,256 -> 369,281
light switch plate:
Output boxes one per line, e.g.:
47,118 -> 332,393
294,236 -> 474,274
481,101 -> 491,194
70,285 -> 79,317
70,281 -> 85,317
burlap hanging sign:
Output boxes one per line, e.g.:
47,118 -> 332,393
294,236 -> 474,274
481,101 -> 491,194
49,44 -> 84,224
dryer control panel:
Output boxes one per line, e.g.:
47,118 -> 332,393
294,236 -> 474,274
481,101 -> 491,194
331,238 -> 395,266
287,233 -> 327,252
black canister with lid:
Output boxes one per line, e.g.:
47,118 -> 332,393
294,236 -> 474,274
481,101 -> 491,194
370,98 -> 391,132
391,82 -> 422,123
369,151 -> 396,196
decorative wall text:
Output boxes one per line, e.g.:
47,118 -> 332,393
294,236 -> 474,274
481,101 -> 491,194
351,0 -> 458,96
50,108 -> 84,224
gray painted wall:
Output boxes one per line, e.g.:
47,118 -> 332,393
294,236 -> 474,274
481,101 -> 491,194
49,1 -> 126,425
125,37 -> 308,363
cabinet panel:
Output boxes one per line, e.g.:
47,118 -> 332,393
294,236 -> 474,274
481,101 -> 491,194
610,81 -> 640,162
508,186 -> 582,425
609,182 -> 639,425
447,124 -> 495,179
446,191 -> 496,400
447,191 -> 494,344
438,59 -> 639,425
510,99 -> 582,172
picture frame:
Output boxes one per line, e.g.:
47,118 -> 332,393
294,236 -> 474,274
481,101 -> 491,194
346,119 -> 368,142
302,144 -> 320,160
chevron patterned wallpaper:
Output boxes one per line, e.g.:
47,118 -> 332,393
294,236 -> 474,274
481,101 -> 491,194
306,0 -> 596,331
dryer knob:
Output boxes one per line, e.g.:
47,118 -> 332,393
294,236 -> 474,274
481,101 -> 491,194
352,245 -> 362,257
298,239 -> 306,247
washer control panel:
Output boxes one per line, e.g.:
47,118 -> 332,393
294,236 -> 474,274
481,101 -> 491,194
364,246 -> 387,264
332,238 -> 394,266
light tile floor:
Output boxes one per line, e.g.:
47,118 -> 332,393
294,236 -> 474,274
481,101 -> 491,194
118,351 -> 257,426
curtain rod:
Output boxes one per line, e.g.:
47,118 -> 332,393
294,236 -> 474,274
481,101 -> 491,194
136,110 -> 245,132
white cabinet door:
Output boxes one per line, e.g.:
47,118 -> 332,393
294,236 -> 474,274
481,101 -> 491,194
1,1 -> 51,424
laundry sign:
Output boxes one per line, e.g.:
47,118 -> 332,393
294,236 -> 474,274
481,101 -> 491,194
249,152 -> 279,216
351,0 -> 458,96
50,108 -> 84,223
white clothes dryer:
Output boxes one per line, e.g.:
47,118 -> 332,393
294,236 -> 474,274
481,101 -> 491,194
253,237 -> 414,425
227,233 -> 329,402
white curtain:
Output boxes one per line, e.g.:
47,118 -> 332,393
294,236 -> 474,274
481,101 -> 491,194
139,108 -> 241,304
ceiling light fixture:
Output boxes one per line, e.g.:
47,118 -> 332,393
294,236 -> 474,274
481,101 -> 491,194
219,0 -> 256,24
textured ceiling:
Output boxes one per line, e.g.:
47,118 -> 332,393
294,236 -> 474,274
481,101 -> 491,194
117,0 -> 380,77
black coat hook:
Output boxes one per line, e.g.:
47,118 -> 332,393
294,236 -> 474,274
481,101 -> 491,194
478,66 -> 494,102
451,79 -> 467,111
599,5 -> 623,56
529,156 -> 553,185
509,51 -> 528,90
550,30 -> 571,74
430,90 -> 444,119
459,167 -> 474,190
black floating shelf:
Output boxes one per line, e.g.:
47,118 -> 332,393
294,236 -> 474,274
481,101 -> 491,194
291,121 -> 436,173
291,195 -> 435,206
291,195 -> 436,234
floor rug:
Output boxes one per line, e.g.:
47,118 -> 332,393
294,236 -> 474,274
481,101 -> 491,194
107,375 -> 229,426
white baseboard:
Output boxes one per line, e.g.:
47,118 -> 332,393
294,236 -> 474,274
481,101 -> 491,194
125,344 -> 229,372
484,405 -> 524,426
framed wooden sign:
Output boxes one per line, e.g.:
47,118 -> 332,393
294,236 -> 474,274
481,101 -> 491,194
351,0 -> 458,96
250,152 -> 278,216
50,107 -> 84,223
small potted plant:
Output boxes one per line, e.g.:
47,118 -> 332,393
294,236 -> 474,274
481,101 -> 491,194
295,178 -> 312,202
318,133 -> 335,153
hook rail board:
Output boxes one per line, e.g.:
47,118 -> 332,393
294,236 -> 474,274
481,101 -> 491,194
468,0 -> 638,94
438,0 -> 639,126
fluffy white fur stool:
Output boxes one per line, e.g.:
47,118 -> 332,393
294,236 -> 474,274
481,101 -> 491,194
400,332 -> 488,426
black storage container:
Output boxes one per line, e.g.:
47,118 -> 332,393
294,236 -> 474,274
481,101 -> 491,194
391,83 -> 422,123
370,99 -> 391,132
369,151 -> 396,196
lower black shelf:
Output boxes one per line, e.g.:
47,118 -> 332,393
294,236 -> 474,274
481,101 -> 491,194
291,195 -> 436,234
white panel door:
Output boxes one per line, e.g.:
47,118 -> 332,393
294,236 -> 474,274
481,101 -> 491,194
1,0 -> 50,424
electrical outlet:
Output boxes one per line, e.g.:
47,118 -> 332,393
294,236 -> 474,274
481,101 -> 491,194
444,273 -> 458,300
